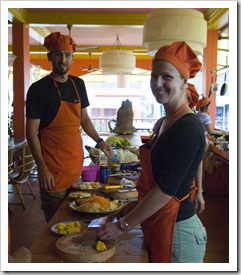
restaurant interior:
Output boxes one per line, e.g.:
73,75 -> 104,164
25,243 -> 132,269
4,3 -> 237,271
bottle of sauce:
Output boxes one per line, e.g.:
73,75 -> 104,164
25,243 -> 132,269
99,153 -> 109,184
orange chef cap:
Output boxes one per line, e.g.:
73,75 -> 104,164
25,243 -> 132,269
44,32 -> 76,53
153,41 -> 202,80
186,83 -> 200,109
196,96 -> 211,111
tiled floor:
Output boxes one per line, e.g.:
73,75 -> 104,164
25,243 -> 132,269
8,175 -> 229,263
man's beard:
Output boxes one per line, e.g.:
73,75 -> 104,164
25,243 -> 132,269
54,64 -> 70,75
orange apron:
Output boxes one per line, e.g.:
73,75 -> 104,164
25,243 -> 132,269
190,180 -> 198,201
136,103 -> 191,262
39,76 -> 84,192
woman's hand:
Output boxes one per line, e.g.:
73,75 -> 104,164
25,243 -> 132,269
195,192 -> 205,214
96,222 -> 123,241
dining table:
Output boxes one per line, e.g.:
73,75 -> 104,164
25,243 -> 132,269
29,188 -> 148,263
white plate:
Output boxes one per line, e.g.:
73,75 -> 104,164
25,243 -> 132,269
122,174 -> 139,180
69,200 -> 123,214
73,182 -> 103,191
69,191 -> 92,199
51,221 -> 88,235
109,173 -> 132,177
109,173 -> 139,180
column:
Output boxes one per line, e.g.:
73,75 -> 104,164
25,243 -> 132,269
202,29 -> 218,127
12,21 -> 30,139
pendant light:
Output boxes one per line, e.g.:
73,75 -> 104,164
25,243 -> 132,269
143,8 -> 207,56
99,36 -> 136,74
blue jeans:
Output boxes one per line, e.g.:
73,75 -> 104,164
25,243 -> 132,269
172,214 -> 207,263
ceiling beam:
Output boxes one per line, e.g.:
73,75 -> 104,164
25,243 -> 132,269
8,8 -> 229,60
204,8 -> 229,30
8,45 -> 149,56
9,8 -> 229,29
8,8 -> 147,26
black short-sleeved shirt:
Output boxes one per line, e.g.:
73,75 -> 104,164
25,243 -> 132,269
147,113 -> 205,221
26,75 -> 90,130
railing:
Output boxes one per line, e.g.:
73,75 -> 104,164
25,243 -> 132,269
82,117 -> 159,135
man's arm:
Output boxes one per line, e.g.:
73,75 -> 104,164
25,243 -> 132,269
81,108 -> 113,158
26,118 -> 55,190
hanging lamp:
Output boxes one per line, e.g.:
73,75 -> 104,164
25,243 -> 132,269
143,8 -> 207,56
99,36 -> 136,74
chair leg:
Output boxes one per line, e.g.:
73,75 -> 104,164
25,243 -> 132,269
26,181 -> 36,200
8,181 -> 36,210
14,184 -> 26,210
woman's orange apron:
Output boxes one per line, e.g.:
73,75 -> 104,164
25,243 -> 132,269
136,103 -> 191,262
39,76 -> 84,192
190,180 -> 198,201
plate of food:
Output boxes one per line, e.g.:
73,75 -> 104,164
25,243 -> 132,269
122,174 -> 139,180
73,181 -> 103,191
51,220 -> 88,235
69,195 -> 123,214
69,191 -> 92,199
109,171 -> 139,180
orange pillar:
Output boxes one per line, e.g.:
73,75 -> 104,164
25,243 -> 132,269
202,29 -> 218,128
12,21 -> 30,139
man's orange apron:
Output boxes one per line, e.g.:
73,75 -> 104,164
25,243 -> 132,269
136,104 -> 191,262
39,76 -> 84,192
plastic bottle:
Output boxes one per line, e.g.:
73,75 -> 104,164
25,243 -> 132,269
111,146 -> 121,173
99,153 -> 109,184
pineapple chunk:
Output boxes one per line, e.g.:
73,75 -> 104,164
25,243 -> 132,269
96,240 -> 106,251
58,229 -> 68,234
65,222 -> 75,228
66,227 -> 81,234
57,223 -> 66,230
57,221 -> 83,234
74,221 -> 81,229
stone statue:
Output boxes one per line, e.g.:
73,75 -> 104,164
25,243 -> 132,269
109,99 -> 136,134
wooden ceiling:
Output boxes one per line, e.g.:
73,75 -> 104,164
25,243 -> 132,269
8,7 -> 229,57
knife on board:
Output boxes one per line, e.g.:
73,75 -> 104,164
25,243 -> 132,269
88,216 -> 118,228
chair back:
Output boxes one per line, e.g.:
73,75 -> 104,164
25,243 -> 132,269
8,147 -> 14,179
11,143 -> 35,182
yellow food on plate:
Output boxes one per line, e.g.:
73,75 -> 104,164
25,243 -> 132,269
75,181 -> 102,190
56,221 -> 83,234
96,240 -> 107,252
69,191 -> 92,199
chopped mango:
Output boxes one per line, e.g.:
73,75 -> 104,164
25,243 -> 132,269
65,222 -> 75,228
96,240 -> 107,252
58,223 -> 66,230
66,227 -> 81,234
74,221 -> 81,228
57,221 -> 83,234
58,229 -> 68,234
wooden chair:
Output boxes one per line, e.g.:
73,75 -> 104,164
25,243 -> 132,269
8,146 -> 14,180
8,146 -> 14,214
8,142 -> 36,210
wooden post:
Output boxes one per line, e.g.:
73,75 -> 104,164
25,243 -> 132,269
12,21 -> 30,139
202,29 -> 218,128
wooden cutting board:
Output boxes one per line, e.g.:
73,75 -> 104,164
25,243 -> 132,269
102,188 -> 138,200
56,231 -> 116,263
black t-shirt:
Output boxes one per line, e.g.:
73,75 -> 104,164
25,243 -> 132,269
26,75 -> 90,130
147,113 -> 205,221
